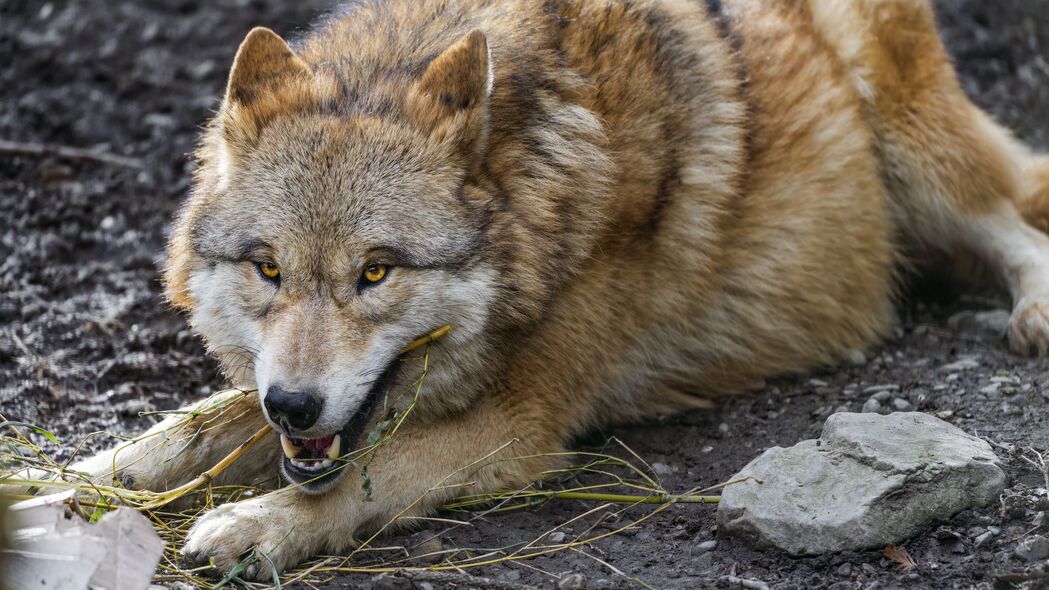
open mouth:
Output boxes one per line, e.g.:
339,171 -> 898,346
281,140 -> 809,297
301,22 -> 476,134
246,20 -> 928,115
277,360 -> 398,490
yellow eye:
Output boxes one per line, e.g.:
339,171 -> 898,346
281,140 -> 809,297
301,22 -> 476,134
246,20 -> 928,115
257,261 -> 281,281
362,263 -> 388,284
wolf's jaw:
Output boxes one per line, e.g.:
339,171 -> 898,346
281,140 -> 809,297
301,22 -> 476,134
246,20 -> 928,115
277,356 -> 401,490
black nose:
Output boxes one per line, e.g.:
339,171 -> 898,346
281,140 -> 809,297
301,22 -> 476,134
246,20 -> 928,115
264,384 -> 321,431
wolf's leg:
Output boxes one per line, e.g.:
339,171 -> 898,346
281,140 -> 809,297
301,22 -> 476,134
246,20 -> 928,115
181,391 -> 563,580
833,0 -> 1049,355
1020,155 -> 1049,235
4,390 -> 278,494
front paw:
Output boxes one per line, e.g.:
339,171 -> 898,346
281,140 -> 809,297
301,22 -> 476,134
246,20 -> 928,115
1009,296 -> 1049,356
182,495 -> 312,581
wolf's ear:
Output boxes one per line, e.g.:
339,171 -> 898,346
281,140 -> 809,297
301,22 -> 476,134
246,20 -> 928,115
408,30 -> 493,164
221,27 -> 313,143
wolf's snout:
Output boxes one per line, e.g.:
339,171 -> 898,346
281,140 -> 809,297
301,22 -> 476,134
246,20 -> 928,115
263,384 -> 322,431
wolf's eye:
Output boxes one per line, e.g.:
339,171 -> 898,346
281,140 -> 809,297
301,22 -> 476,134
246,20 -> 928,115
361,263 -> 388,285
256,261 -> 281,282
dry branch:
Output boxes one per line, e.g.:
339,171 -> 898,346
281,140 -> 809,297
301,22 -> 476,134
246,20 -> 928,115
0,139 -> 144,169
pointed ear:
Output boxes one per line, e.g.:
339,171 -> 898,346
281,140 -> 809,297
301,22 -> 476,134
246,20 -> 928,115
221,27 -> 313,143
408,30 -> 493,162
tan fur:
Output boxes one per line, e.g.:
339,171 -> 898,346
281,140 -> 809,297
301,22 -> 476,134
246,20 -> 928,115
18,0 -> 1049,579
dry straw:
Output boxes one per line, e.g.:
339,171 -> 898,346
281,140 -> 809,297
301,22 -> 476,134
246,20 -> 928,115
1,324 -> 736,588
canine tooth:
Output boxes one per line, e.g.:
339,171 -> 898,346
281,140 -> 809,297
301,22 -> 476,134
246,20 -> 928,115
280,435 -> 302,459
327,434 -> 341,460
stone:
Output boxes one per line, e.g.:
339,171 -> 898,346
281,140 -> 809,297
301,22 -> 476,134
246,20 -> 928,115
947,309 -> 1011,338
870,390 -> 893,403
695,539 -> 717,553
548,531 -> 566,544
1015,535 -> 1049,562
370,574 -> 413,590
846,349 -> 868,366
558,573 -> 586,590
940,356 -> 981,371
861,398 -> 881,414
652,462 -> 674,476
891,398 -> 914,412
717,412 -> 1005,555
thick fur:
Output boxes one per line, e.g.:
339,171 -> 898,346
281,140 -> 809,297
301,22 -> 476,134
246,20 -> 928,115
20,0 -> 1049,579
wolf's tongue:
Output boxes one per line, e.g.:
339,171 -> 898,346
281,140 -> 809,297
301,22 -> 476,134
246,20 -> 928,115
302,435 -> 335,450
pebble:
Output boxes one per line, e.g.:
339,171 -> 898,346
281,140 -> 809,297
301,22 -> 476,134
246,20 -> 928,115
723,576 -> 770,590
548,531 -> 566,544
891,398 -> 914,412
941,357 -> 980,371
652,462 -> 674,476
370,574 -> 412,590
1015,535 -> 1049,562
980,383 -> 1001,396
864,385 -> 899,395
846,349 -> 868,366
836,563 -> 852,577
861,399 -> 882,414
861,563 -> 877,576
871,390 -> 893,403
558,573 -> 586,590
695,539 -> 718,553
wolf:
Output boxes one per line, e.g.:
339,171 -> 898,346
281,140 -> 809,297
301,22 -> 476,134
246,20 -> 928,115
10,0 -> 1049,580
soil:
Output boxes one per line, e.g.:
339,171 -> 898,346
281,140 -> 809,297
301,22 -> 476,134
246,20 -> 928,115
2,1 -> 1049,588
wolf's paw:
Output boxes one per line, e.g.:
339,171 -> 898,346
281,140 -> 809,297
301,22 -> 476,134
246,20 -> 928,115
182,495 -> 314,581
1009,297 -> 1049,356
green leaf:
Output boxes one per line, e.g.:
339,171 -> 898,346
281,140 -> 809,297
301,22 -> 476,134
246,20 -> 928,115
89,504 -> 108,524
361,466 -> 374,502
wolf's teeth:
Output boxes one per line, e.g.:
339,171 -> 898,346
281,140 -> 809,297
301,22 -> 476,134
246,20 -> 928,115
280,435 -> 302,459
328,434 -> 341,460
289,458 -> 333,472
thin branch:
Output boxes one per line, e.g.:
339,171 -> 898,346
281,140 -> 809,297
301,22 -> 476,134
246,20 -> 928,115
0,139 -> 144,169
378,569 -> 539,590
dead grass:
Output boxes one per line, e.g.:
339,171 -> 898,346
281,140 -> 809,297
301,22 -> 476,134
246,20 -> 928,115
0,326 -> 735,589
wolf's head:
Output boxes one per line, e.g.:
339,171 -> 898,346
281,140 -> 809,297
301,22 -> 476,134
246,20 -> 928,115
164,27 -> 506,490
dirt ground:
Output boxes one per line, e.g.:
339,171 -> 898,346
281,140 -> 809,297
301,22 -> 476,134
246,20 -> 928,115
3,1 -> 1049,588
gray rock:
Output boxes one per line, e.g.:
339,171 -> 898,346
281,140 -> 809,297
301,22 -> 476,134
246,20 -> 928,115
845,349 -> 868,366
558,573 -> 586,590
871,390 -> 893,403
717,412 -> 1004,555
891,398 -> 914,412
548,531 -> 566,544
940,356 -> 981,371
371,574 -> 412,590
1015,535 -> 1049,562
695,539 -> 717,554
861,398 -> 882,414
947,309 -> 1011,338
652,462 -> 674,476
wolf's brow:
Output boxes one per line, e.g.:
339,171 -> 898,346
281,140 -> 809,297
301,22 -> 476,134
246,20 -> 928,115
197,238 -> 270,263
